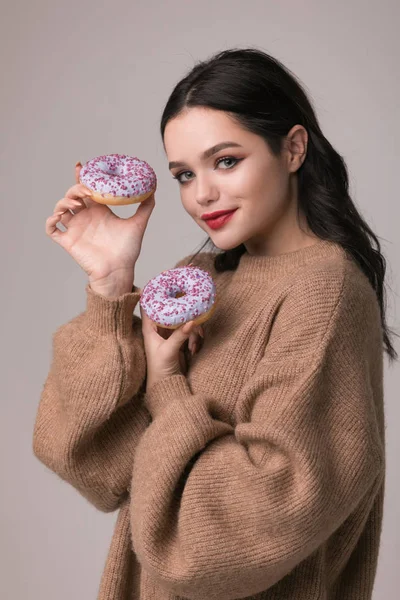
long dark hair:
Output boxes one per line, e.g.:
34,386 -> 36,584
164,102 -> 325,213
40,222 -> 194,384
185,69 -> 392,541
160,47 -> 398,363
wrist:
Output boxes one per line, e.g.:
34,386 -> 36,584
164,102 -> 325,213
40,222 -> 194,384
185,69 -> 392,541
89,271 -> 135,299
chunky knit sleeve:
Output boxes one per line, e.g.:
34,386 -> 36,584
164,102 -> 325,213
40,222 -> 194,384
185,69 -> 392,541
32,283 -> 151,512
129,265 -> 385,600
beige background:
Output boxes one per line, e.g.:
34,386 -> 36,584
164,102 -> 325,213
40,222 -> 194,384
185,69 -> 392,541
1,0 -> 399,598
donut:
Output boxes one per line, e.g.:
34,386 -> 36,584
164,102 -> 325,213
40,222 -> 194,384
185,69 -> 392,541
139,264 -> 218,329
79,153 -> 157,205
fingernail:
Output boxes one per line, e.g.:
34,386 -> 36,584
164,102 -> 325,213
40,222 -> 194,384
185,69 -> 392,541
198,327 -> 204,338
75,161 -> 82,168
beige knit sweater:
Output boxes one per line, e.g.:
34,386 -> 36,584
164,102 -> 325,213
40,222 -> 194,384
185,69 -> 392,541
32,238 -> 386,600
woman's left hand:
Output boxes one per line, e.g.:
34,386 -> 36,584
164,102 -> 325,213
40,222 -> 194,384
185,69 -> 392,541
140,304 -> 204,392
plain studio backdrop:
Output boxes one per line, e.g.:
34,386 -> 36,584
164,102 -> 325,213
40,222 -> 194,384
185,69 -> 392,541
1,1 -> 399,598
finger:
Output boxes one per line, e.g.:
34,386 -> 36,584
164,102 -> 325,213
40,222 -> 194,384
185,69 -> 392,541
65,182 -> 98,210
53,197 -> 86,225
64,182 -> 93,200
74,162 -> 93,204
45,212 -> 67,239
167,320 -> 196,353
75,162 -> 82,184
54,196 -> 86,211
129,192 -> 156,228
189,325 -> 205,354
188,329 -> 199,354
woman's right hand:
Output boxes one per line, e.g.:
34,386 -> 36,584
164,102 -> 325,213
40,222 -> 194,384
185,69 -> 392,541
45,163 -> 156,289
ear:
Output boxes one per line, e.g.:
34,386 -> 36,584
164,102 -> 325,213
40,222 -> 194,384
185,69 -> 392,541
285,125 -> 308,172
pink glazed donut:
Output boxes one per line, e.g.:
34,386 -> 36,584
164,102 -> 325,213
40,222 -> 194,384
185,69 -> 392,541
79,153 -> 157,205
139,264 -> 218,329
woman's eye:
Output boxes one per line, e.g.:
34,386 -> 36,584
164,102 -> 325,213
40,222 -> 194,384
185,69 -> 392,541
173,156 -> 241,185
217,157 -> 238,169
173,170 -> 193,184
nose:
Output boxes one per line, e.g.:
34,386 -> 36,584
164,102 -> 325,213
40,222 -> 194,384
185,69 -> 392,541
194,173 -> 219,207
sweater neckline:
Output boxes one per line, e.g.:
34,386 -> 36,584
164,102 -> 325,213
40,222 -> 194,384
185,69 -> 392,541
232,238 -> 347,282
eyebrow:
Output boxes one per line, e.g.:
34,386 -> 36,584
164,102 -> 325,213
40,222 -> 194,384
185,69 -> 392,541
168,141 -> 243,170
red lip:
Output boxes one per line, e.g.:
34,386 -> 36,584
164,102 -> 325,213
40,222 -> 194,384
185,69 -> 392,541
201,208 -> 237,220
203,209 -> 237,230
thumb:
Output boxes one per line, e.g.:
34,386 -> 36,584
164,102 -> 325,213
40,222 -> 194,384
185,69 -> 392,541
168,320 -> 196,351
130,192 -> 156,227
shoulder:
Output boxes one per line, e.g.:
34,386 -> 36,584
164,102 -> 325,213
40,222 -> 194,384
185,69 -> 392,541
281,253 -> 379,317
266,254 -> 382,362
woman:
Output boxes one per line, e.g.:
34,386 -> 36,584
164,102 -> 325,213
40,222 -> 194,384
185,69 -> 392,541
33,48 -> 397,600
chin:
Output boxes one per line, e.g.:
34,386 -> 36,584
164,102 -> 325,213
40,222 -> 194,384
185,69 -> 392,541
210,235 -> 246,251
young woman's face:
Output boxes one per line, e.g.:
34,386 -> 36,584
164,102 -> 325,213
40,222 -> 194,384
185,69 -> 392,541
164,107 -> 312,255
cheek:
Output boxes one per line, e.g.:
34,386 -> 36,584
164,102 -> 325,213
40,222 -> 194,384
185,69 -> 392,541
240,161 -> 288,201
230,161 -> 267,196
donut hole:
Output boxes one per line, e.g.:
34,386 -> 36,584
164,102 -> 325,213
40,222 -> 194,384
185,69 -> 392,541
99,159 -> 127,178
105,165 -> 124,177
174,291 -> 186,298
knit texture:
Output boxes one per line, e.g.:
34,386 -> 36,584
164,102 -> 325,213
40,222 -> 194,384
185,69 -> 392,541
33,238 -> 386,599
